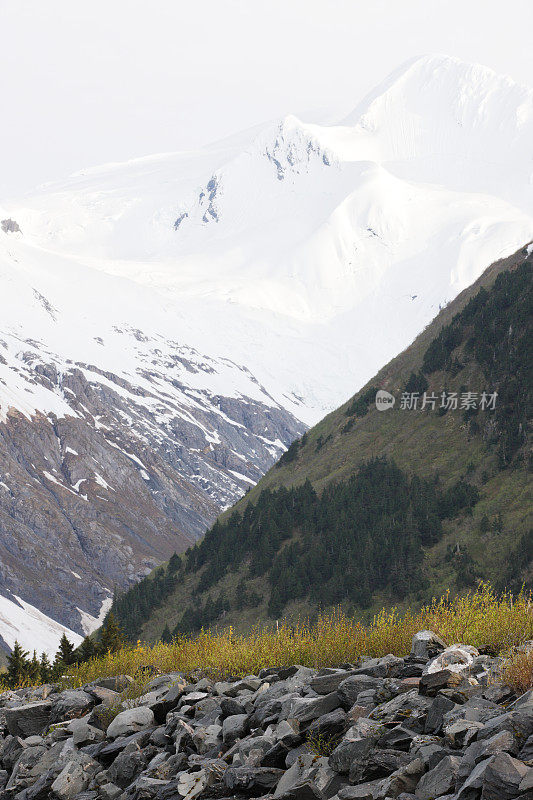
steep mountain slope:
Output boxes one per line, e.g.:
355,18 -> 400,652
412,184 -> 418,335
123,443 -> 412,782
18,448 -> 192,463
0,228 -> 304,655
2,53 -> 533,652
114,245 -> 532,641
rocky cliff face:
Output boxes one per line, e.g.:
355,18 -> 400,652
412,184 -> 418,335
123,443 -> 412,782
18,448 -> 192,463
0,331 -> 303,653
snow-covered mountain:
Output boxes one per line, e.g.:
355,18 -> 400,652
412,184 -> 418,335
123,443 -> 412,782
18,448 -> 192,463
2,53 -> 533,654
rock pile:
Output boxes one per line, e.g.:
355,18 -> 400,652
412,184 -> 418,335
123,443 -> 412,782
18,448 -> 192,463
1,631 -> 532,800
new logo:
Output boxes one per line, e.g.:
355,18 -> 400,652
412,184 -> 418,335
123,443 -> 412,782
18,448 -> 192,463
375,389 -> 395,411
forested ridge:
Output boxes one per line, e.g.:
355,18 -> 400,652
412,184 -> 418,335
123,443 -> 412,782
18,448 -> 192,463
108,254 -> 532,642
111,457 -> 480,639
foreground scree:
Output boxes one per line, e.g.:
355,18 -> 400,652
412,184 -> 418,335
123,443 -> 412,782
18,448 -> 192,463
1,632 -> 533,800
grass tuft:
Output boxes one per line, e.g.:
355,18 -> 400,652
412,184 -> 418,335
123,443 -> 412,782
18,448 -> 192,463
502,650 -> 533,694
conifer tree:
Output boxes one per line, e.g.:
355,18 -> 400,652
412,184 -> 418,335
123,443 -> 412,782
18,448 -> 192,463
6,641 -> 30,687
39,652 -> 52,683
168,553 -> 181,573
56,633 -> 76,666
28,650 -> 41,684
99,612 -> 124,654
77,636 -> 97,663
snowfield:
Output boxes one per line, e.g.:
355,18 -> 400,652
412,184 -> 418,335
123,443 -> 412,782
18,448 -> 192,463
5,55 -> 533,421
1,53 -> 533,651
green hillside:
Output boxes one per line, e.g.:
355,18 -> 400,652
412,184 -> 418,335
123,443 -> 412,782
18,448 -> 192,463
111,245 -> 532,642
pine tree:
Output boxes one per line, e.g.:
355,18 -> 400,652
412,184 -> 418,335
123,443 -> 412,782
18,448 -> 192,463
28,650 -> 41,684
168,553 -> 181,573
6,641 -> 30,687
39,652 -> 52,683
98,612 -> 124,654
77,636 -> 97,663
56,633 -> 76,666
268,586 -> 284,618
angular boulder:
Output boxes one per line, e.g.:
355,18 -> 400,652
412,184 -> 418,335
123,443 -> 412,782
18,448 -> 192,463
106,706 -> 154,739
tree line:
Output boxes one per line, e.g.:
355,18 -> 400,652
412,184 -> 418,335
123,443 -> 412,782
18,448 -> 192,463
4,612 -> 124,687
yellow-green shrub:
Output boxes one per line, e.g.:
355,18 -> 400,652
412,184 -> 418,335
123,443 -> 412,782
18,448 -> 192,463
51,583 -> 533,690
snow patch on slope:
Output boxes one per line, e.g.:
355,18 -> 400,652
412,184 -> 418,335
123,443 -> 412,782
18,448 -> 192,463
77,596 -> 113,637
0,593 -> 83,657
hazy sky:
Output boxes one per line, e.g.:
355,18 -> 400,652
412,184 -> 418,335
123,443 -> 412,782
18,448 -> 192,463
1,0 -> 532,196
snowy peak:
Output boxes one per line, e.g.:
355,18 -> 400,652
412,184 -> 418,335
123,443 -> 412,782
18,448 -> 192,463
349,53 -> 533,131
173,115 -> 335,232
257,115 -> 335,180
341,54 -> 533,206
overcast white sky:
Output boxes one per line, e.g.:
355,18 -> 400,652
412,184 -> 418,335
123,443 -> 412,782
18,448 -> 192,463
1,0 -> 531,196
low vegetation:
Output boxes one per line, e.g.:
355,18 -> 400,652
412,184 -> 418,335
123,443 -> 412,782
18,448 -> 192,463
17,584 -> 531,693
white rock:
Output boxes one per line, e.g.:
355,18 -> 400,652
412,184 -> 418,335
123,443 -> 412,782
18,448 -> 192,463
425,644 -> 479,675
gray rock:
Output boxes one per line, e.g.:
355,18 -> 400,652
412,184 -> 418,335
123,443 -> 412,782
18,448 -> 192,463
68,720 -> 105,747
415,754 -> 461,799
337,676 -> 381,709
50,691 -> 94,723
308,708 -> 346,740
455,729 -> 519,790
6,745 -> 46,790
93,676 -> 133,693
359,748 -> 410,782
378,726 -> 417,752
98,783 -> 122,800
519,768 -> 533,791
275,780 -> 326,800
224,765 -> 283,792
222,713 -> 248,746
424,694 -> 457,734
419,669 -> 455,696
381,757 -> 425,797
274,753 -> 317,797
106,744 -> 146,788
444,719 -> 484,748
455,756 -> 494,800
369,688 -> 431,729
50,755 -> 99,800
410,630 -> 447,660
192,722 -> 222,754
310,670 -> 357,695
106,707 -> 154,739
223,678 -> 262,697
23,768 -> 58,800
481,751 -> 530,799
337,780 -> 386,799
477,709 -> 533,747
270,718 -> 301,746
354,654 -> 404,678
220,697 -> 246,717
329,736 -> 374,775
289,693 -> 341,723
5,703 -> 52,737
